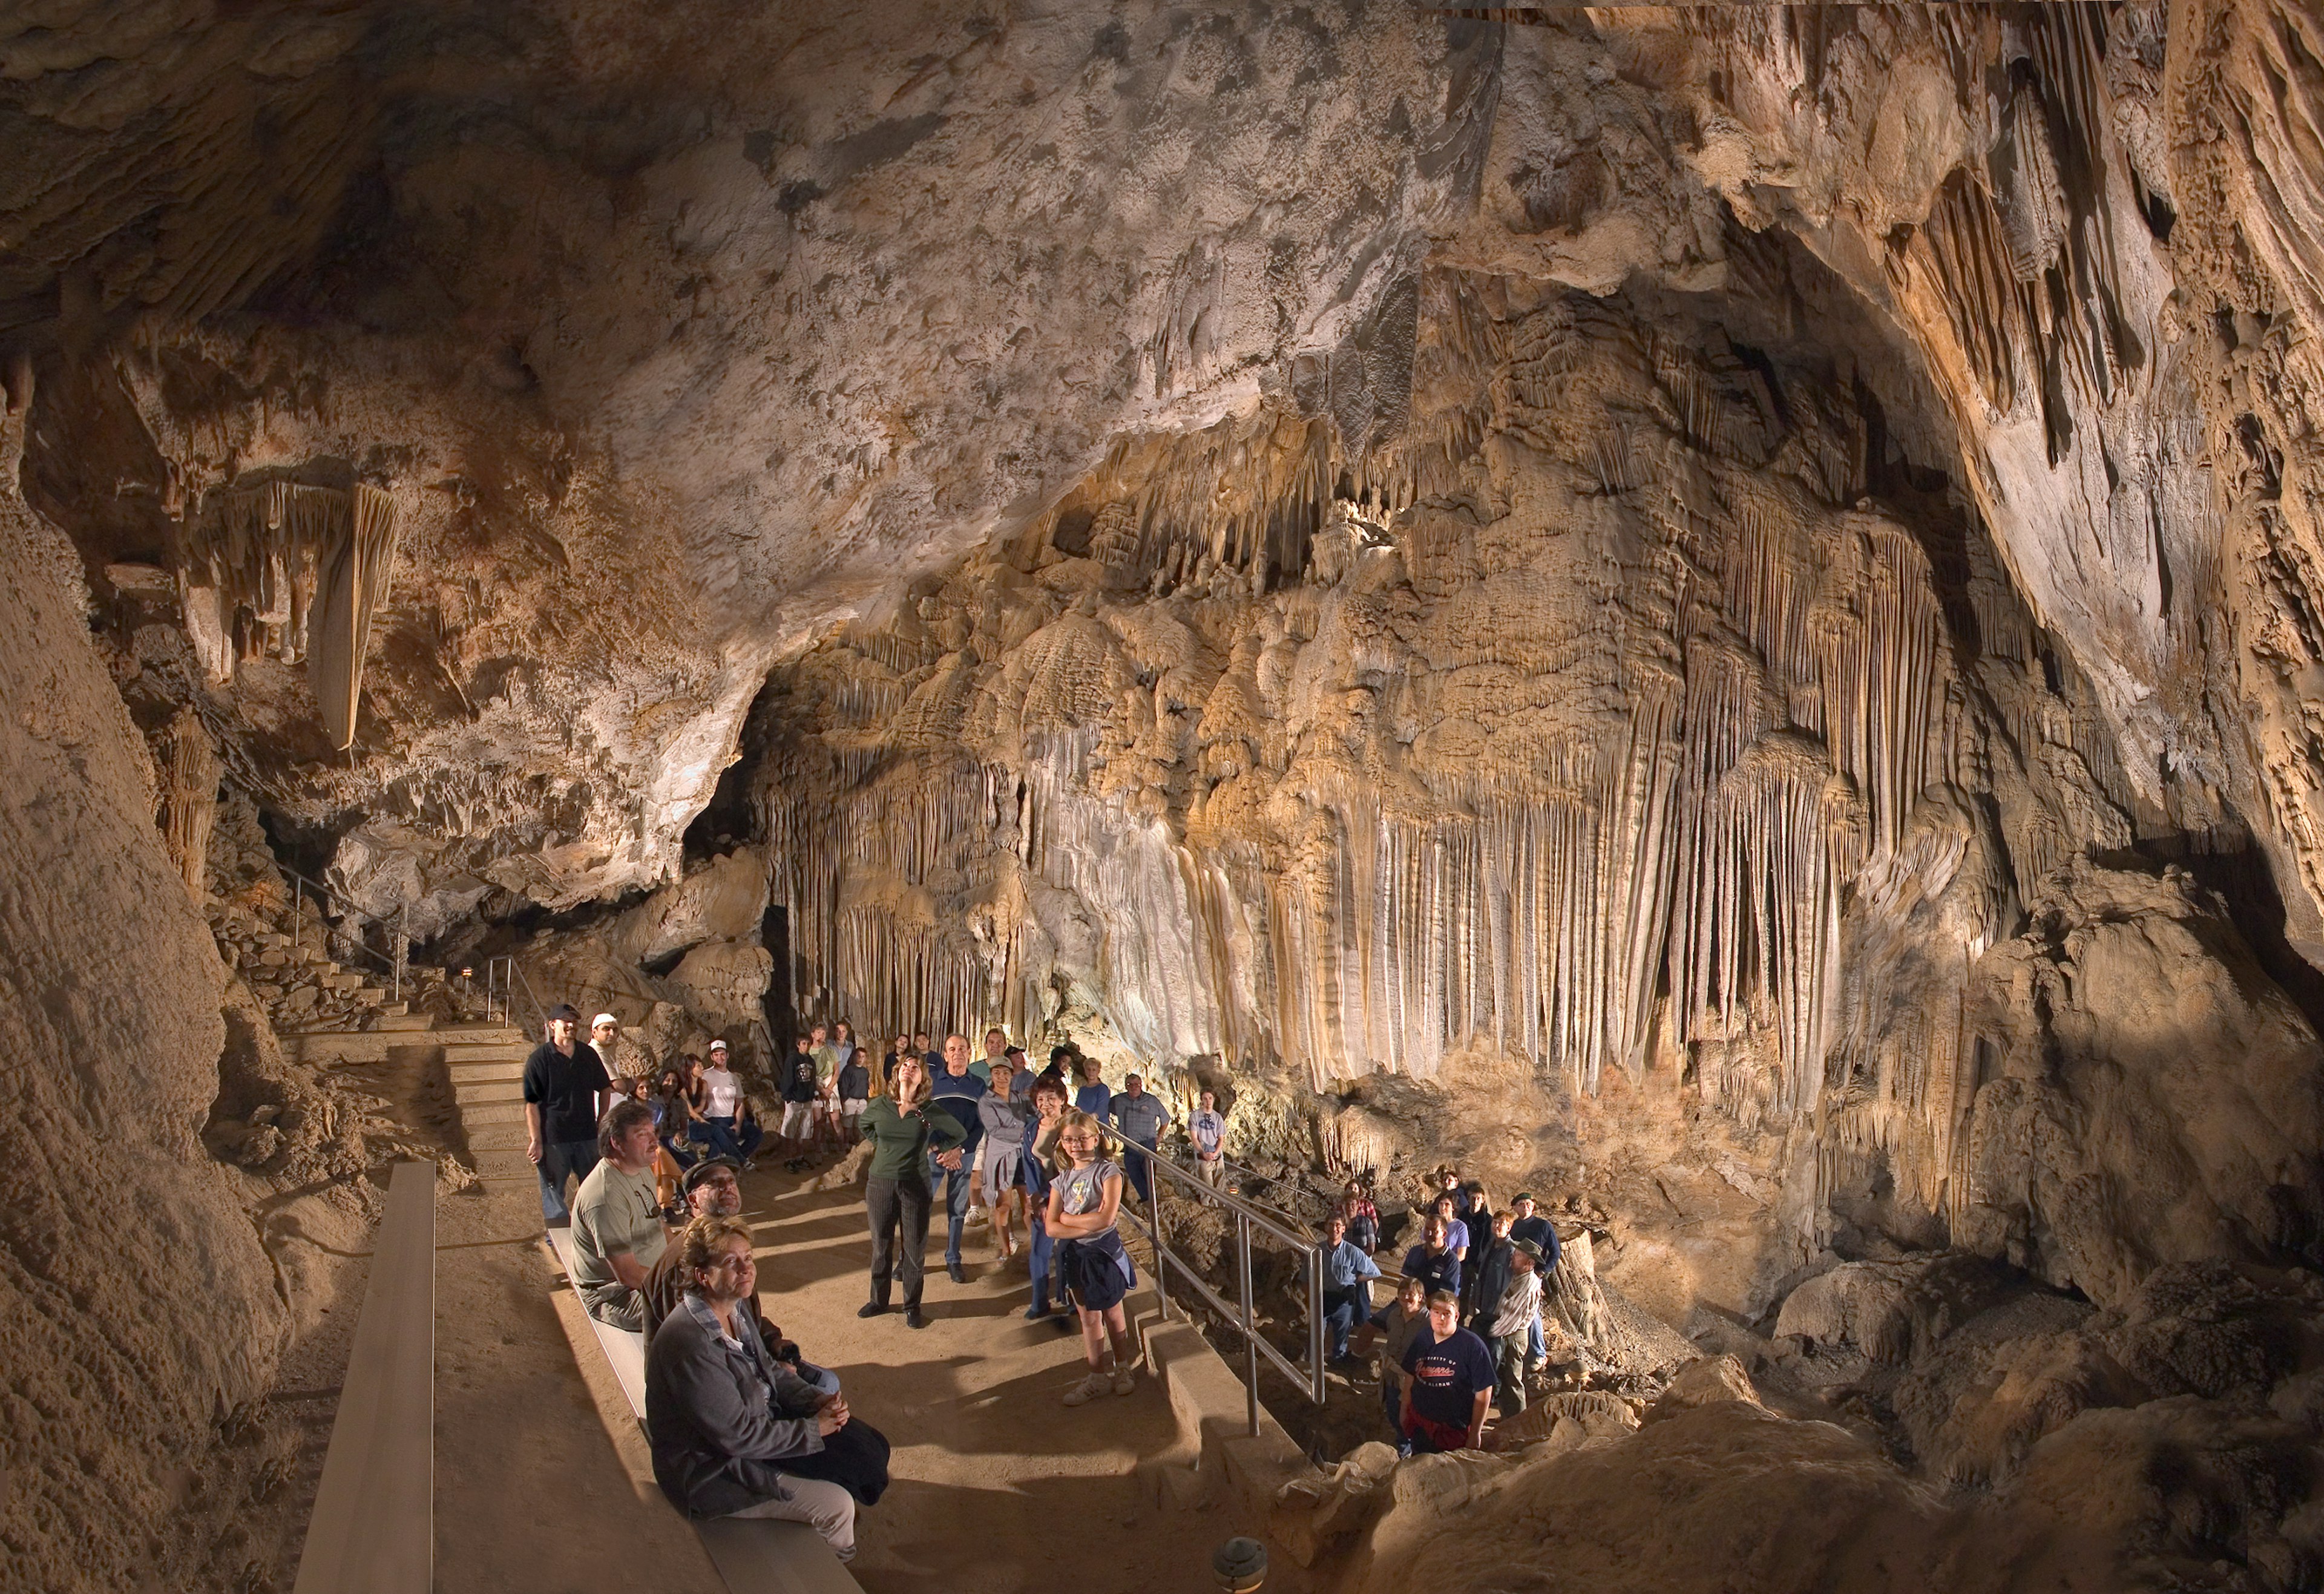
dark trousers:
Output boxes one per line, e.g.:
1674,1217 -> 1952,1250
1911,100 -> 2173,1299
1323,1286 -> 1367,1359
537,1138 -> 599,1225
1028,1212 -> 1055,1311
705,1114 -> 764,1162
865,1176 -> 932,1310
933,1156 -> 973,1266
1121,1136 -> 1157,1202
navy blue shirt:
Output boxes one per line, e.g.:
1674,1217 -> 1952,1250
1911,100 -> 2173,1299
930,1068 -> 988,1159
1400,1324 -> 1497,1427
1402,1244 -> 1461,1299
1509,1215 -> 1559,1270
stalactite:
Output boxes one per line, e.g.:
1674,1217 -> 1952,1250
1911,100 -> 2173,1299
157,706 -> 220,897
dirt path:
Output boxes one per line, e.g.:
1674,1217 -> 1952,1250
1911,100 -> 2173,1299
740,1167 -> 1213,1594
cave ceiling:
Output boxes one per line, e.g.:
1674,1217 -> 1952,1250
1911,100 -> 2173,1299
9,1 -> 2324,1032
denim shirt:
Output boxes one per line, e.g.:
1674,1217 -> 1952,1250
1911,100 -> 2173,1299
1322,1238 -> 1382,1291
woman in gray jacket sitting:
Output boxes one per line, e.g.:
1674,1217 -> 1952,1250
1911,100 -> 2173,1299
645,1215 -> 890,1560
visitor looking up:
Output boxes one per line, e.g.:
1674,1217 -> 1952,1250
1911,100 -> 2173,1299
1073,1055 -> 1111,1121
1488,1239 -> 1544,1415
1403,1216 -> 1462,1299
1508,1193 -> 1560,1367
928,1034 -> 988,1284
780,1036 -> 819,1150
1431,1192 -> 1471,1263
1464,1209 -> 1516,1334
836,1049 -> 870,1145
1398,1288 -> 1495,1454
1105,1072 -> 1170,1204
1318,1214 -> 1382,1362
1368,1274 -> 1430,1455
648,1066 -> 701,1170
646,1216 -> 890,1560
701,1040 -> 762,1167
637,1158 -> 841,1397
522,1002 -> 610,1227
1020,1075 -> 1071,1322
856,1054 -> 965,1329
1339,1181 -> 1380,1253
976,1056 -> 1028,1261
1189,1089 -> 1227,1188
1045,1109 -> 1140,1405
570,1100 -> 668,1331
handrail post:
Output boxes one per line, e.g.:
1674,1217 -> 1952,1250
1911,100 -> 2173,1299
1237,1210 -> 1258,1440
1308,1242 -> 1326,1404
1151,1163 -> 1171,1325
393,902 -> 407,1004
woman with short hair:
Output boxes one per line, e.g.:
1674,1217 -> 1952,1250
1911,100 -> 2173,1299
855,1054 -> 968,1329
645,1216 -> 891,1560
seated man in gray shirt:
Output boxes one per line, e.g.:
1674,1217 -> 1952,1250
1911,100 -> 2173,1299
572,1099 -> 671,1330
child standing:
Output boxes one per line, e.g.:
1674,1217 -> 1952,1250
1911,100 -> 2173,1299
1045,1109 -> 1139,1405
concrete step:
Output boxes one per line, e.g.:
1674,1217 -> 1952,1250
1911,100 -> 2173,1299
467,1122 -> 530,1151
375,1005 -> 419,1023
352,987 -> 386,1005
442,1043 -> 531,1066
449,1060 -> 524,1084
436,1023 -> 527,1043
320,972 -> 363,993
285,1032 -> 442,1066
473,1147 -> 535,1180
455,1080 -> 524,1106
461,1101 -> 527,1126
257,931 -> 288,949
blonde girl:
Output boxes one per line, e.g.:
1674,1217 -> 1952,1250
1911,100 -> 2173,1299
1044,1108 -> 1139,1405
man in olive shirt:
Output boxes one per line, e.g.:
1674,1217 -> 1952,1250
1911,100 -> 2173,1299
571,1100 -> 668,1331
524,1002 -> 611,1226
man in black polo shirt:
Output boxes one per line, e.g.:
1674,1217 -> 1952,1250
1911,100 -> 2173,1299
524,1002 -> 611,1226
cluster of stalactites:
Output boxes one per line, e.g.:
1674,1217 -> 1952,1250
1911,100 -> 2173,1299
176,477 -> 399,749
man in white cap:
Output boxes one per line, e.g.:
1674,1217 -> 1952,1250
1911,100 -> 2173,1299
699,1039 -> 764,1169
590,1011 -> 643,1083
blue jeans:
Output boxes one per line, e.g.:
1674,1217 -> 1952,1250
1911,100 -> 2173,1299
1324,1286 -> 1366,1360
793,1359 -> 842,1399
1121,1136 -> 1157,1202
660,1135 -> 698,1170
1028,1212 -> 1054,1311
933,1154 -> 974,1266
1382,1377 -> 1411,1455
536,1138 -> 599,1225
704,1115 -> 764,1162
1528,1310 -> 1545,1364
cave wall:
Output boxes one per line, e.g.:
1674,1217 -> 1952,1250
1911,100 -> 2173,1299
0,382 -> 287,1593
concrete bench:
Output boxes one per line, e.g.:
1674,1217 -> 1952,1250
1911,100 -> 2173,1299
294,1160 -> 435,1594
543,1228 -> 862,1594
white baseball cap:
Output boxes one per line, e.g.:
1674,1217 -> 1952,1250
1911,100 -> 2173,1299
592,1012 -> 618,1029
709,1038 -> 729,1053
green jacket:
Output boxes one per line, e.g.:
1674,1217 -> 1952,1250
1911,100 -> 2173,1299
859,1095 -> 968,1181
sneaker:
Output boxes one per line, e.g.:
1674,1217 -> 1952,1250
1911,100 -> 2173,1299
858,1302 -> 888,1319
1024,1300 -> 1052,1322
1062,1370 -> 1112,1406
1112,1366 -> 1138,1396
905,1307 -> 928,1330
948,1259 -> 967,1285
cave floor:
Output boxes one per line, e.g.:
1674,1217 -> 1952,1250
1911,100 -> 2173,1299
739,1162 -> 1209,1594
430,1161 -> 1208,1594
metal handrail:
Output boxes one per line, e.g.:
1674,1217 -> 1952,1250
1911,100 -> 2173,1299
485,954 -> 549,1040
1117,1136 -> 1327,1437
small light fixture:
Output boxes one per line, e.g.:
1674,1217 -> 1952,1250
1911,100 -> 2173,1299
1212,1538 -> 1266,1593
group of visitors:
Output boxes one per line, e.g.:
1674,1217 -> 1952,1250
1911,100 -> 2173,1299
520,999 -> 891,1561
1334,1168 -> 1565,1454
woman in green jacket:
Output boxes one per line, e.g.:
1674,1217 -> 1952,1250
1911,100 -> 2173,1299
856,1054 -> 968,1330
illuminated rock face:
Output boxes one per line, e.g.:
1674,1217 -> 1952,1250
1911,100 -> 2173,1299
15,2 -> 2324,1581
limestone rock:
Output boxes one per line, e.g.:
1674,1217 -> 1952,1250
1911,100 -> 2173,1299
1643,1354 -> 1764,1425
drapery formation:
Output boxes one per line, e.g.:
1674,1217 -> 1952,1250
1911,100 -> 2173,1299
176,479 -> 400,750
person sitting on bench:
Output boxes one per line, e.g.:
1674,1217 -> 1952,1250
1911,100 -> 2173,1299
571,1099 -> 668,1330
648,1216 -> 891,1562
642,1157 -> 838,1396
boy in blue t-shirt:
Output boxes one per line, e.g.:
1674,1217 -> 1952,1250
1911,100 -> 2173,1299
1398,1289 -> 1496,1453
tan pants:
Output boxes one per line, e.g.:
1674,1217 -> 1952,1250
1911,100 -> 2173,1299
1196,1156 -> 1224,1187
726,1476 -> 857,1559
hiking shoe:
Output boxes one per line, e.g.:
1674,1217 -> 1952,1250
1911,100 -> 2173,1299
1024,1300 -> 1052,1322
858,1302 -> 888,1319
947,1260 -> 967,1285
905,1307 -> 928,1330
1062,1371 -> 1111,1406
1112,1366 -> 1138,1397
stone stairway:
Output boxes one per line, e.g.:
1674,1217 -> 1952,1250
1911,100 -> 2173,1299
442,1023 -> 539,1189
206,897 -> 414,1032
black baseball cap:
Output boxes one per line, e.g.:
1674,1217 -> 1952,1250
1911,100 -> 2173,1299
550,1003 -> 581,1022
683,1157 -> 741,1193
